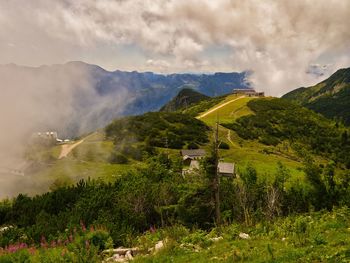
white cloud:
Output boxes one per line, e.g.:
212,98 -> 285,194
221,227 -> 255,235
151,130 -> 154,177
0,0 -> 349,95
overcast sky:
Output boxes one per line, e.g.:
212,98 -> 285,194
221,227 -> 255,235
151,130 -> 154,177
1,0 -> 350,95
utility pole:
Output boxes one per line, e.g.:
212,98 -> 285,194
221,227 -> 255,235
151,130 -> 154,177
214,116 -> 221,226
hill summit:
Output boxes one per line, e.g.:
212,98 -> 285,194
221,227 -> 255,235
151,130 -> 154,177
160,88 -> 209,112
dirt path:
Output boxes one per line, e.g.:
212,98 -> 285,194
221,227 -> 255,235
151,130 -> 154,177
197,96 -> 245,119
227,130 -> 234,145
58,140 -> 84,159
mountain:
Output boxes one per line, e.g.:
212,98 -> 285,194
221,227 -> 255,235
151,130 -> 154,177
0,62 -> 249,138
160,88 -> 209,112
282,67 -> 350,125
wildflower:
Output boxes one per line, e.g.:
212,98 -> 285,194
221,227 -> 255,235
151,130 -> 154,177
150,225 -> 156,233
40,236 -> 47,248
80,220 -> 86,232
51,240 -> 57,248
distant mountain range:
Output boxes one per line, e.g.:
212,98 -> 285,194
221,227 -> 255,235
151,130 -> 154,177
0,61 -> 249,137
283,67 -> 350,125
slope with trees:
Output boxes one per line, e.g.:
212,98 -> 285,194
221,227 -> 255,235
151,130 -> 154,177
283,67 -> 350,125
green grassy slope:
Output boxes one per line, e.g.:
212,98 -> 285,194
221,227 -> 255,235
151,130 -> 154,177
194,95 -> 304,177
25,131 -> 134,195
133,208 -> 350,263
223,98 -> 350,167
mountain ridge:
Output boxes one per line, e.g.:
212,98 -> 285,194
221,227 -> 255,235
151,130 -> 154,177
1,61 -> 250,138
282,67 -> 350,124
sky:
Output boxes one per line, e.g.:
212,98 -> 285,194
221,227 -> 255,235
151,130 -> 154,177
0,0 -> 350,95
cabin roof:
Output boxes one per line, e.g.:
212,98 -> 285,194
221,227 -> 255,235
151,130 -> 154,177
181,149 -> 206,157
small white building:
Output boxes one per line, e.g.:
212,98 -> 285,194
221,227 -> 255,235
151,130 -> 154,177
218,162 -> 235,177
181,149 -> 206,165
182,160 -> 235,177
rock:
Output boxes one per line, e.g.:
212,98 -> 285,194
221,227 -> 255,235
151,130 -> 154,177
103,247 -> 138,262
210,236 -> 223,242
239,232 -> 250,239
0,226 -> 13,233
154,240 -> 164,252
125,250 -> 133,260
103,247 -> 140,256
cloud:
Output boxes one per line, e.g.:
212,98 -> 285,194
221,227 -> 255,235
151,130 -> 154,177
0,0 -> 350,94
0,62 -> 132,198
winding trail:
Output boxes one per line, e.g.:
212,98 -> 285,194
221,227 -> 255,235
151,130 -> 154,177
58,140 -> 84,159
197,96 -> 245,119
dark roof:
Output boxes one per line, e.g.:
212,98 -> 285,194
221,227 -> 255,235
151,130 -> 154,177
181,149 -> 206,157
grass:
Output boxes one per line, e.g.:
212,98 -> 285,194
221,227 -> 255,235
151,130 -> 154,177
133,208 -> 350,262
198,94 -> 254,126
24,131 -> 135,195
196,95 -> 304,178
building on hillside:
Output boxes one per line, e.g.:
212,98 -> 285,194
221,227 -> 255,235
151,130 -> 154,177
31,131 -> 65,144
181,149 -> 206,166
232,88 -> 264,97
182,160 -> 235,177
218,162 -> 235,177
182,160 -> 201,176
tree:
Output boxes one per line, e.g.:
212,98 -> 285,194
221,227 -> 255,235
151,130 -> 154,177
266,162 -> 288,220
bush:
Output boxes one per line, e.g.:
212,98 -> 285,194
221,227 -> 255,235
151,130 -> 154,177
86,230 -> 112,251
108,152 -> 128,164
187,142 -> 199,149
219,142 -> 230,149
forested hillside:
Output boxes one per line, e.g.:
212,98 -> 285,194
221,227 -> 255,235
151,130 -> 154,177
223,98 -> 350,168
283,68 -> 350,125
105,112 -> 210,150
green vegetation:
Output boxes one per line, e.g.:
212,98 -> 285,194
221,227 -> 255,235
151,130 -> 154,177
105,112 -> 210,150
223,98 -> 350,168
198,94 -> 254,125
2,91 -> 350,262
182,96 -> 226,117
21,132 -> 132,196
1,152 -> 350,261
194,95 -> 304,177
133,208 -> 350,262
283,67 -> 350,125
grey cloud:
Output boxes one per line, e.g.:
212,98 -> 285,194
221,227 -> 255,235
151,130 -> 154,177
1,0 -> 349,95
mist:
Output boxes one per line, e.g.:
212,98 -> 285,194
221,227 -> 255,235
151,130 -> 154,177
0,63 -> 132,198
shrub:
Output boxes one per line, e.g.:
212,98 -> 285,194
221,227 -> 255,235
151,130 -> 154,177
86,230 -> 111,251
108,152 -> 128,164
219,142 -> 230,149
187,142 -> 199,149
